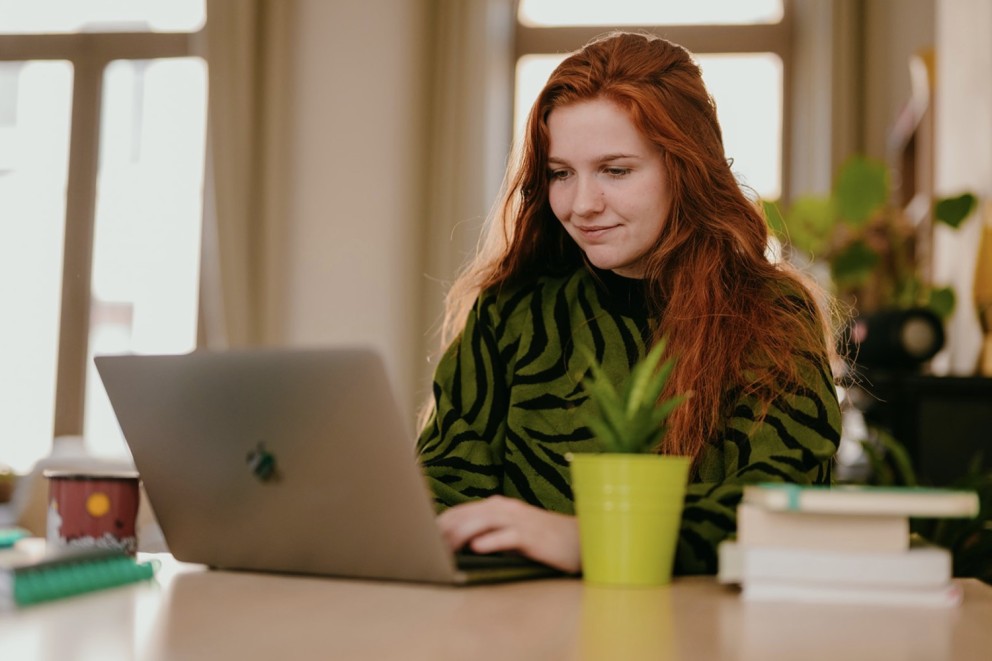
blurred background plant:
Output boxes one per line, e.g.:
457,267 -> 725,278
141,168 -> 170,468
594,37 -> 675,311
763,155 -> 976,319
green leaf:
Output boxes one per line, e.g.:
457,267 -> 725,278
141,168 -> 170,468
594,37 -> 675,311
781,196 -> 836,256
640,356 -> 677,413
834,156 -> 888,226
582,362 -> 628,449
579,337 -> 686,454
895,275 -> 922,309
831,240 -> 880,285
586,417 -> 623,454
876,430 -> 919,487
624,340 -> 667,416
927,286 -> 956,319
934,193 -> 977,229
861,440 -> 894,486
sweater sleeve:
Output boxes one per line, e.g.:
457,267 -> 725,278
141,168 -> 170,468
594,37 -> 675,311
416,296 -> 508,511
674,352 -> 842,575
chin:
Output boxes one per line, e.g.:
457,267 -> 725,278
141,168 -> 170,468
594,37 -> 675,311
584,252 -> 632,275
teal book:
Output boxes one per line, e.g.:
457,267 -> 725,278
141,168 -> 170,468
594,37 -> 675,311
0,527 -> 29,549
1,543 -> 157,607
742,483 -> 980,518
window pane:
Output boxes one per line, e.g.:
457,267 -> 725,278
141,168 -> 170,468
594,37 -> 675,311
85,57 -> 207,460
695,53 -> 782,200
518,0 -> 783,27
0,0 -> 204,34
514,52 -> 782,200
0,61 -> 73,473
513,55 -> 562,143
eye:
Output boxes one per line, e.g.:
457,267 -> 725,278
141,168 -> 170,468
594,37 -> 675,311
548,169 -> 571,181
604,167 -> 631,178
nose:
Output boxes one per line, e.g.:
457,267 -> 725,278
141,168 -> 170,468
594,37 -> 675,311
571,175 -> 604,217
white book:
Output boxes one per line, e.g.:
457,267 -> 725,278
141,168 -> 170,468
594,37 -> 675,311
736,502 -> 910,552
741,580 -> 963,609
742,483 -> 980,518
718,540 -> 952,589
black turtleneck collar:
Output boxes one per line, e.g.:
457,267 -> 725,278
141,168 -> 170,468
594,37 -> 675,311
588,266 -> 650,321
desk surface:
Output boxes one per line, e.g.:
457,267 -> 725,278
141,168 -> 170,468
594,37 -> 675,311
2,554 -> 991,661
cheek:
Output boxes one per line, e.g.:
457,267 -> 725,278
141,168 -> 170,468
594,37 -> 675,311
547,185 -> 568,222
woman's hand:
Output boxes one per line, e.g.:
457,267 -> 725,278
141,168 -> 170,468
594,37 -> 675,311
436,495 -> 581,574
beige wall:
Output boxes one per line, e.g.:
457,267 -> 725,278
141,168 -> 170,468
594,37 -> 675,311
279,0 -> 432,425
863,0 -> 935,162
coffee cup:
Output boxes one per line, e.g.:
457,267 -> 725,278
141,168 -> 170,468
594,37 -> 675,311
44,470 -> 141,555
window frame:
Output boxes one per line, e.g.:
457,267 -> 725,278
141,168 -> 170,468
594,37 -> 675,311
512,0 -> 794,201
0,29 -> 203,441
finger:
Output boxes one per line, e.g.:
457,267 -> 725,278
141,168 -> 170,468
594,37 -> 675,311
436,500 -> 509,550
468,527 -> 522,555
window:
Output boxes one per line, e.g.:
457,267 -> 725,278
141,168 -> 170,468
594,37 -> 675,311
0,1 -> 207,472
514,0 -> 790,201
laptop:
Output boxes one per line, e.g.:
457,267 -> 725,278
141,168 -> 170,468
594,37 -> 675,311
94,347 -> 561,585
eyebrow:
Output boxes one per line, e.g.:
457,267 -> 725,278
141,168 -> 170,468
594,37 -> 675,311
547,153 -> 641,166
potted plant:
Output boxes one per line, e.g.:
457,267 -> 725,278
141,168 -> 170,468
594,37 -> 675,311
763,155 -> 976,320
764,156 -> 977,372
569,338 -> 690,586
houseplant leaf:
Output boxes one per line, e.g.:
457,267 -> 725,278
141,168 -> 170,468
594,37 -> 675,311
831,240 -> 879,286
580,340 -> 686,455
927,286 -> 956,319
834,156 -> 888,226
781,195 -> 835,256
934,193 -> 977,229
624,341 -> 668,416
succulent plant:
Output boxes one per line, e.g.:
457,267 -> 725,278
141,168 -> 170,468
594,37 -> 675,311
580,338 -> 688,454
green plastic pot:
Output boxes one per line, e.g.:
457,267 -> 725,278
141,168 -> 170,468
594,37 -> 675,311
570,453 -> 690,586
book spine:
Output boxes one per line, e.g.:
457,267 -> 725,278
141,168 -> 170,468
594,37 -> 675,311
736,503 -> 910,552
741,580 -> 963,608
740,546 -> 951,588
743,484 -> 980,517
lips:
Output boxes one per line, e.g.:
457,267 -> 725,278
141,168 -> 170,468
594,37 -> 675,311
577,224 -> 620,240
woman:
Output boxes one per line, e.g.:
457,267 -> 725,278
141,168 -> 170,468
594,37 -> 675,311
416,32 -> 842,575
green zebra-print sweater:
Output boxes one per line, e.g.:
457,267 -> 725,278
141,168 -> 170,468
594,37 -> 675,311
416,266 -> 842,574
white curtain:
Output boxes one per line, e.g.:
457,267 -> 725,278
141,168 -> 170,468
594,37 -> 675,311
197,0 -> 292,348
418,0 -> 516,364
197,0 -> 515,361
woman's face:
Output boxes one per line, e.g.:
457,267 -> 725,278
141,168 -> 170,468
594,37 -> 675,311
546,97 -> 671,278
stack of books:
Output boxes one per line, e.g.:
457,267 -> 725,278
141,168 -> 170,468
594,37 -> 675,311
718,483 -> 981,608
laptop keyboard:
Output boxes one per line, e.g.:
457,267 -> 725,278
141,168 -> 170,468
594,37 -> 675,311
454,551 -> 546,570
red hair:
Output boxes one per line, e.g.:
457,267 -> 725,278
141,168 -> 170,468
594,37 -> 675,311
439,32 -> 838,461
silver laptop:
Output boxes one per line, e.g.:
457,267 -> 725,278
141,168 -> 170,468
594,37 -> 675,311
95,347 -> 559,585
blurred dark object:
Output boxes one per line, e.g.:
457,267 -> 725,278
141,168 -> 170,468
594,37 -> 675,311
855,372 -> 992,486
0,467 -> 13,504
847,307 -> 944,370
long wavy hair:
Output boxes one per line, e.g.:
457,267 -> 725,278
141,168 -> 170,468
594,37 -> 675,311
436,32 -> 839,461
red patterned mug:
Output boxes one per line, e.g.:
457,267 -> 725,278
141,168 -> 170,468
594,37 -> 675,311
45,471 -> 141,555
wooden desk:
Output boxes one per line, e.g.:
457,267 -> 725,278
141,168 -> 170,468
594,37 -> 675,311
2,554 -> 991,660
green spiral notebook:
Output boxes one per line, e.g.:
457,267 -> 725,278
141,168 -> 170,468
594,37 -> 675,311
1,542 -> 158,607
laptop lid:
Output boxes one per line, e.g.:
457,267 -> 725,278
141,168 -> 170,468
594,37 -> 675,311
95,347 -> 552,585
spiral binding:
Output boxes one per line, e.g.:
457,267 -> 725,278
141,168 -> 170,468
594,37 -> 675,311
11,555 -> 158,606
